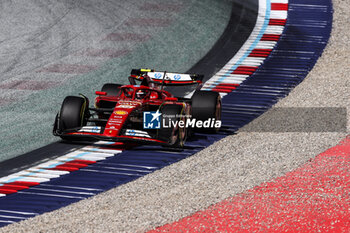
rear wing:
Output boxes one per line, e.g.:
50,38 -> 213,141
130,68 -> 204,86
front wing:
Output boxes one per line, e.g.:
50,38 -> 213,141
58,126 -> 169,145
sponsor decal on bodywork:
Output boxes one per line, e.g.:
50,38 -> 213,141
116,105 -> 135,108
114,110 -> 128,115
78,126 -> 101,133
125,129 -> 151,138
148,72 -> 193,81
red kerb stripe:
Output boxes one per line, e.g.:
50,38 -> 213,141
234,66 -> 259,71
232,66 -> 258,75
215,84 -> 238,90
0,184 -> 29,190
50,166 -> 79,172
61,162 -> 88,169
232,70 -> 254,75
0,188 -> 17,194
211,88 -> 233,93
271,3 -> 288,11
269,19 -> 287,26
249,49 -> 272,57
7,181 -> 40,187
251,49 -> 272,54
69,159 -> 96,165
217,83 -> 240,87
261,34 -> 281,41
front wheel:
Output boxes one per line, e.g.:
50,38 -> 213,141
53,96 -> 89,137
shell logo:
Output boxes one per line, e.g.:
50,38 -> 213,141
114,110 -> 128,115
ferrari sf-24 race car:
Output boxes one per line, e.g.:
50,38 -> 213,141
53,69 -> 221,147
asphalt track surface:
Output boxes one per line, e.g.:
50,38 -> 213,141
1,0 -> 350,232
0,0 -> 233,163
0,0 -> 246,227
0,0 -> 257,177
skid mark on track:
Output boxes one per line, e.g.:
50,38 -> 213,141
0,0 -> 188,108
102,33 -> 151,42
139,3 -> 184,12
124,18 -> 172,27
0,80 -> 60,91
74,49 -> 130,58
36,64 -> 98,74
0,98 -> 16,106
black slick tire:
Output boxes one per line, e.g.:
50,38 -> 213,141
58,96 -> 88,134
191,90 -> 221,133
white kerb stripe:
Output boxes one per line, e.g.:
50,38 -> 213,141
270,11 -> 288,19
27,168 -> 70,175
0,176 -> 49,183
271,0 -> 288,3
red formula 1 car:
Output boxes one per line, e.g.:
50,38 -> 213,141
53,69 -> 221,147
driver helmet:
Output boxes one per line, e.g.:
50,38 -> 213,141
136,90 -> 146,99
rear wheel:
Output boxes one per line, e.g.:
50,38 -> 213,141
54,96 -> 89,137
158,104 -> 187,147
191,90 -> 221,133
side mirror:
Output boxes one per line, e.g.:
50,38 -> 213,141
95,91 -> 107,96
165,97 -> 178,101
